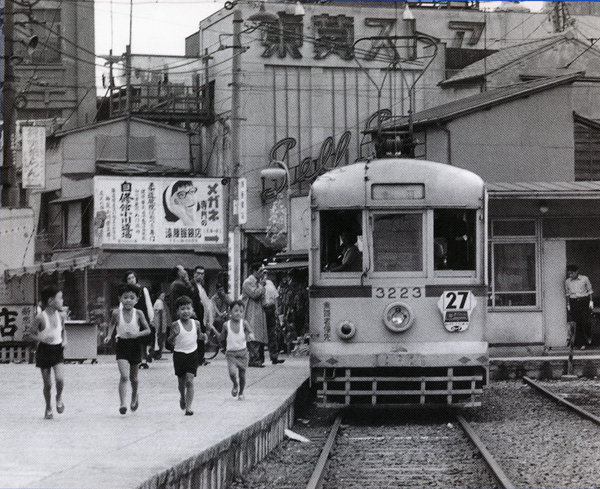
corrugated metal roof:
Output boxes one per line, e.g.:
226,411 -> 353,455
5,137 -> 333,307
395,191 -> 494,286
441,34 -> 597,86
95,162 -> 190,176
488,181 -> 600,197
377,72 -> 583,131
441,36 -> 564,85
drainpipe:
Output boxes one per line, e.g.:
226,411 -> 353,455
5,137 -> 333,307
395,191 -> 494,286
436,119 -> 452,165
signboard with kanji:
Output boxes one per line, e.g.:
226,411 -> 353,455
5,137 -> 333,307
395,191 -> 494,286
0,305 -> 35,342
94,176 -> 225,246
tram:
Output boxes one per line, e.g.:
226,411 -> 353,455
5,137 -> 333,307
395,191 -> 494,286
309,158 -> 488,407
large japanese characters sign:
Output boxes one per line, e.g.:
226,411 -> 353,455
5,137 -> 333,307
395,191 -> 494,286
94,176 -> 225,246
0,305 -> 35,342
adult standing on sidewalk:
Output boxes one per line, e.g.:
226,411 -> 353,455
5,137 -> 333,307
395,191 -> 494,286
192,266 -> 215,366
263,269 -> 284,364
242,263 -> 267,367
169,265 -> 195,324
565,264 -> 594,350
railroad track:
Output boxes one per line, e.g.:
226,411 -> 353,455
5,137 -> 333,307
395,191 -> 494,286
232,380 -> 600,488
523,376 -> 600,425
306,411 -> 512,489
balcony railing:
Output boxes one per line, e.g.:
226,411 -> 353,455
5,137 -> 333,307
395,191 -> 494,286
108,83 -> 214,124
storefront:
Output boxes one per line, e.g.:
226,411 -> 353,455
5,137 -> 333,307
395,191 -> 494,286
488,186 -> 600,354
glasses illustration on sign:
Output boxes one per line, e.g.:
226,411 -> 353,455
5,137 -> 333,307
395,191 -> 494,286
175,187 -> 198,200
163,180 -> 201,226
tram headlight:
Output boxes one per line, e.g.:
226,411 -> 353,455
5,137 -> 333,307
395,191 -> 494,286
336,320 -> 356,340
383,302 -> 414,333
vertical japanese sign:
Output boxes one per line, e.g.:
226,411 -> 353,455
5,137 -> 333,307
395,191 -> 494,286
0,305 -> 34,342
22,126 -> 46,189
94,176 -> 225,246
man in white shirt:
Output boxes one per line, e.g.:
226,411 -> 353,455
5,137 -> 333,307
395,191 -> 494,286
193,266 -> 215,365
263,270 -> 284,365
565,264 -> 594,349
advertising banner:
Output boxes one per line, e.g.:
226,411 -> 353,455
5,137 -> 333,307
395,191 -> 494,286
22,126 -> 46,189
94,176 -> 225,246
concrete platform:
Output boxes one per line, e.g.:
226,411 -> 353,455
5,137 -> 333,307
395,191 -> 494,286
490,347 -> 600,380
0,354 -> 309,489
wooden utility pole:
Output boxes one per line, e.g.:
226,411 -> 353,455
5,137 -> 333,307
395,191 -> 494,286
2,0 -> 19,207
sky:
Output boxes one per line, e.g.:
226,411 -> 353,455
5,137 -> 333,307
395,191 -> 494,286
94,0 -> 546,58
94,0 -> 226,57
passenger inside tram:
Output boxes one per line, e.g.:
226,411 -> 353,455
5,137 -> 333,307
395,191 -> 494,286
434,210 -> 476,271
320,211 -> 363,272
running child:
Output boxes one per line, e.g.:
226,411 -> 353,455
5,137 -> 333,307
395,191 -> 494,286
104,283 -> 150,415
167,295 -> 203,415
219,300 -> 254,400
33,285 -> 67,420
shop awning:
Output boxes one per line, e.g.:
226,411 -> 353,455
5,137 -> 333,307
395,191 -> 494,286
266,260 -> 308,271
488,181 -> 600,199
95,251 -> 222,270
49,193 -> 92,204
4,254 -> 98,280
4,250 -> 222,280
265,249 -> 308,271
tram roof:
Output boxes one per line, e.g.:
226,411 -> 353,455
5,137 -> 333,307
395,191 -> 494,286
311,158 -> 484,209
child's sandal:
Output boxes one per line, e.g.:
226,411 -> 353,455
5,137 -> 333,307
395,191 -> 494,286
56,399 -> 64,414
231,386 -> 239,398
44,410 -> 53,419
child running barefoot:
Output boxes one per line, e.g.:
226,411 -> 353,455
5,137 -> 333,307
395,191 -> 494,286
167,296 -> 202,416
219,300 -> 254,400
105,283 -> 150,415
33,285 -> 67,420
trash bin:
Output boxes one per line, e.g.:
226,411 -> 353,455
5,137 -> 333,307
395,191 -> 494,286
64,321 -> 98,363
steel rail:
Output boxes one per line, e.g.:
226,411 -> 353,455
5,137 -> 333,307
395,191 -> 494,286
456,415 -> 516,489
305,415 -> 342,489
523,376 -> 600,426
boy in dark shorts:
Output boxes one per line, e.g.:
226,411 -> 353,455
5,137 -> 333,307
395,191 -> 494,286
219,300 -> 254,400
105,283 -> 150,415
167,295 -> 203,415
33,285 -> 67,419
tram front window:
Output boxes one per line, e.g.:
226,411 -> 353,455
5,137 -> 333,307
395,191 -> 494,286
434,209 -> 476,270
373,213 -> 423,272
320,210 -> 363,273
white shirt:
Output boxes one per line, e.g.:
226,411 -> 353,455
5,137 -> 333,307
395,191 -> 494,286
195,282 -> 214,328
566,274 -> 593,299
226,319 -> 247,352
174,319 -> 198,354
263,279 -> 279,306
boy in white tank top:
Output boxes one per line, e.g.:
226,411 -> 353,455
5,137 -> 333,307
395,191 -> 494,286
167,295 -> 203,415
219,300 -> 255,400
32,285 -> 67,419
104,283 -> 151,415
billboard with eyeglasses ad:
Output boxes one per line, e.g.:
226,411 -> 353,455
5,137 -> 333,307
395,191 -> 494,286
93,176 -> 225,246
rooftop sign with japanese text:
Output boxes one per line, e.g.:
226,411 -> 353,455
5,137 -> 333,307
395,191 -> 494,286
93,176 -> 224,247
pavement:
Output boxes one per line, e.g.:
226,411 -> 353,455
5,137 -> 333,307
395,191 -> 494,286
0,353 -> 309,489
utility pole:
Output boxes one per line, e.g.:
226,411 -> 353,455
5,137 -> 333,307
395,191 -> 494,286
125,44 -> 132,163
229,8 -> 243,299
2,0 -> 19,207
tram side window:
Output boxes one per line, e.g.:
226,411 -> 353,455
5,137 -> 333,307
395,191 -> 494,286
373,213 -> 423,272
434,209 -> 476,271
320,210 -> 363,273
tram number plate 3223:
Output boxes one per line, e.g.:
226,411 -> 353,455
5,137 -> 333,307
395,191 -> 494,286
373,287 -> 422,299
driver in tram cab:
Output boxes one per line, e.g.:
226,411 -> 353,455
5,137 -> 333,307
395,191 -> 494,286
326,230 -> 362,272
